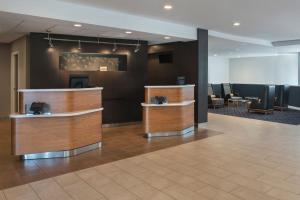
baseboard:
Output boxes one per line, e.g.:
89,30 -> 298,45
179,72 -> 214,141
197,122 -> 208,128
102,121 -> 142,128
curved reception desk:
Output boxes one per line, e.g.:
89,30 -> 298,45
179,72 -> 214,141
142,85 -> 195,138
10,87 -> 103,159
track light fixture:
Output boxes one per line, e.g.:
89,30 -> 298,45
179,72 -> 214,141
112,43 -> 117,52
78,40 -> 81,50
134,40 -> 140,53
44,36 -> 138,48
47,32 -> 54,49
49,38 -> 54,49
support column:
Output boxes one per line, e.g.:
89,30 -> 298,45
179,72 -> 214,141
298,53 -> 300,85
196,28 -> 208,123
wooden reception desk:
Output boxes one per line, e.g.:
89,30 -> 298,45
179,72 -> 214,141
10,87 -> 103,159
142,85 -> 195,137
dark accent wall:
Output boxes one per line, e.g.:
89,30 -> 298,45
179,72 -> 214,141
29,33 -> 148,124
147,53 -> 178,85
147,42 -> 196,85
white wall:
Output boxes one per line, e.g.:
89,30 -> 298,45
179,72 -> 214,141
208,56 -> 229,83
229,55 -> 298,85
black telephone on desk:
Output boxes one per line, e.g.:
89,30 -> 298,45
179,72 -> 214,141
29,102 -> 50,115
150,96 -> 168,104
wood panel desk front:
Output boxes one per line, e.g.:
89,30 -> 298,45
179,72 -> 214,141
142,85 -> 195,137
10,88 -> 103,159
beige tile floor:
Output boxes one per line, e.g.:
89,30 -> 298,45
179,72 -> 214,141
2,113 -> 300,200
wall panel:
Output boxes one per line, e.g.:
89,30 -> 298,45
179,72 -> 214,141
29,33 -> 147,124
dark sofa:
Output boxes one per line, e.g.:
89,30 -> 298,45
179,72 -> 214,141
274,85 -> 290,111
289,86 -> 300,108
212,83 -> 297,112
231,84 -> 269,99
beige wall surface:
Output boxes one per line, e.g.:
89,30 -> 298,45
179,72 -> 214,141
0,43 -> 11,117
10,36 -> 29,114
0,36 -> 29,116
11,36 -> 29,89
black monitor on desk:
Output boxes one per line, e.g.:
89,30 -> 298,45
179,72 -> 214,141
176,76 -> 186,85
69,75 -> 89,88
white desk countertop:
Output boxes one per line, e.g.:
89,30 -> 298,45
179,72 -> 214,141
10,108 -> 103,119
141,100 -> 195,107
18,87 -> 103,92
144,85 -> 195,89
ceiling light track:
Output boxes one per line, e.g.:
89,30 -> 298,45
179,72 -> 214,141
43,37 -> 139,47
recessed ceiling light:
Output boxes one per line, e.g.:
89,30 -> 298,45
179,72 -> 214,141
214,54 -> 218,57
233,22 -> 241,27
74,24 -> 82,27
164,4 -> 173,10
164,36 -> 171,40
125,31 -> 132,34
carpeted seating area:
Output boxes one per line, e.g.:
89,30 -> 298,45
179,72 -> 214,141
209,106 -> 300,125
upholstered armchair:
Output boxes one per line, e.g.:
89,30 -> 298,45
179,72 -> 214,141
248,85 -> 275,114
208,84 -> 224,109
222,83 -> 240,102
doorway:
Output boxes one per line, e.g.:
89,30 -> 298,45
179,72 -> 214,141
11,51 -> 19,113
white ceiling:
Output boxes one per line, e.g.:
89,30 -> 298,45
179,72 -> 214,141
209,36 -> 299,58
60,0 -> 300,42
0,12 -> 188,44
1,0 -> 300,58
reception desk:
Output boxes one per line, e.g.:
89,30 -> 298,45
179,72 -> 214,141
142,85 -> 195,137
10,87 -> 103,159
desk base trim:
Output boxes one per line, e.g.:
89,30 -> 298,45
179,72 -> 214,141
145,126 -> 194,138
21,142 -> 102,160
